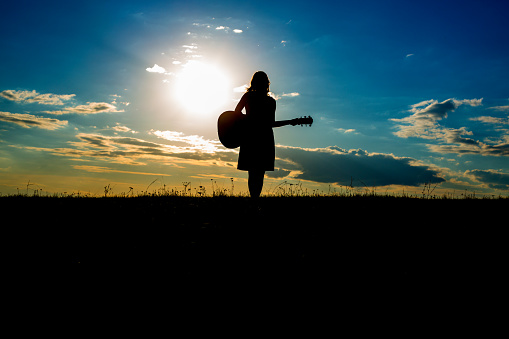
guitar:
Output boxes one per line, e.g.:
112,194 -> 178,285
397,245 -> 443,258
274,116 -> 313,128
218,111 -> 313,149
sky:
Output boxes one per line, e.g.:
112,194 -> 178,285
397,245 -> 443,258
1,0 -> 508,196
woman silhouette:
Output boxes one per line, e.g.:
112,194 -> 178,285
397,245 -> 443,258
235,71 -> 277,198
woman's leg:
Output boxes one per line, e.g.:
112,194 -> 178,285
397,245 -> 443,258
248,170 -> 265,198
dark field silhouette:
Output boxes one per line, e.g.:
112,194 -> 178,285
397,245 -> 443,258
4,195 -> 506,288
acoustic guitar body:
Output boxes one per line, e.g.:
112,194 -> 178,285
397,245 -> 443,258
217,110 -> 246,149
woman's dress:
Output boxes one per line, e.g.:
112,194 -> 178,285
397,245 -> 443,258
236,92 -> 276,171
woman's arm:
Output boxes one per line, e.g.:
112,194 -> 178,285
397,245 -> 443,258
235,93 -> 247,113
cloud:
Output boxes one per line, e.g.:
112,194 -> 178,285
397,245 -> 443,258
150,130 -> 226,154
470,116 -> 509,125
272,92 -> 301,100
275,145 -> 445,187
0,90 -> 75,105
488,99 -> 509,112
265,168 -> 292,179
192,23 -> 211,28
408,98 -> 476,120
60,130 -> 446,187
184,46 -> 197,54
465,169 -> 509,190
195,24 -> 243,34
111,123 -> 137,133
43,102 -> 123,115
390,98 -> 509,156
406,98 -> 482,119
11,122 -> 448,188
336,128 -> 356,134
455,98 -> 483,107
72,165 -> 172,177
391,99 -> 469,140
18,131 -> 238,167
427,142 -> 509,156
281,92 -> 300,97
146,64 -> 167,73
0,111 -> 68,130
191,20 -> 247,35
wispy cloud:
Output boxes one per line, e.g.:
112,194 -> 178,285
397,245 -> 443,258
488,105 -> 509,112
455,99 -> 483,106
215,26 -> 243,33
43,102 -> 123,115
465,169 -> 509,190
405,98 -> 482,121
470,116 -> 509,125
0,90 -> 75,105
0,111 -> 67,130
15,131 -> 237,167
391,98 -> 509,156
150,130 -> 226,154
281,92 -> 300,97
192,20 -> 245,35
336,128 -> 356,134
72,165 -> 172,177
111,123 -> 137,133
61,131 -> 447,188
272,92 -> 300,100
192,23 -> 211,28
390,98 -> 509,156
183,44 -> 198,53
0,89 -> 124,116
427,141 -> 509,156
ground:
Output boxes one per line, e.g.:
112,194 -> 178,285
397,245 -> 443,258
5,197 -> 504,339
4,196 -> 505,283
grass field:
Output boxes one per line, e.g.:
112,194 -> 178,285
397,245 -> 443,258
3,194 -> 507,319
4,195 -> 506,284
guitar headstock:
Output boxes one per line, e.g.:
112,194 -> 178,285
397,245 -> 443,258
293,116 -> 313,127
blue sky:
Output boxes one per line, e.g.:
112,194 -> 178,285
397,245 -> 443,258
1,0 -> 508,196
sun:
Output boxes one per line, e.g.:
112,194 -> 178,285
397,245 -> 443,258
174,61 -> 231,115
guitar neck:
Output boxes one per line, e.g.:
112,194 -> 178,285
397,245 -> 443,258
272,119 -> 295,128
273,116 -> 313,128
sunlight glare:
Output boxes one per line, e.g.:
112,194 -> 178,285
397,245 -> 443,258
175,61 -> 230,116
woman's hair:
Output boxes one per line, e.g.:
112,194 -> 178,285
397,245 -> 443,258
247,71 -> 270,93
